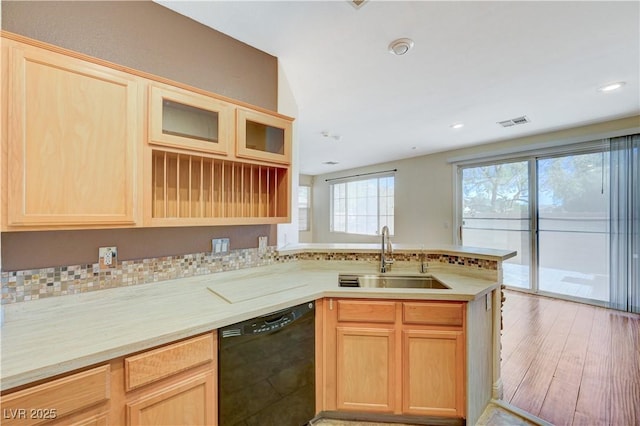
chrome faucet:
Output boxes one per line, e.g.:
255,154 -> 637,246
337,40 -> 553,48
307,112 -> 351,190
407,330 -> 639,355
380,226 -> 394,273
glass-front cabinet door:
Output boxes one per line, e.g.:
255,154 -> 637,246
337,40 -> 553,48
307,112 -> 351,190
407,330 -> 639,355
236,108 -> 292,165
149,84 -> 234,155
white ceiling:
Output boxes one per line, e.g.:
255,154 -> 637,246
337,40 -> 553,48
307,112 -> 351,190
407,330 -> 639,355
157,1 -> 640,175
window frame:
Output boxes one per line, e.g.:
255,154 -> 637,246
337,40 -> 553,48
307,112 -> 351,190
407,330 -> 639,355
329,174 -> 395,236
454,140 -> 611,307
298,185 -> 311,232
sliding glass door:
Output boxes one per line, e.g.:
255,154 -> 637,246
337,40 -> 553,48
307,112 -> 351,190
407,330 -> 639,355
460,161 -> 532,289
537,152 -> 610,302
458,136 -> 638,311
459,149 -> 610,306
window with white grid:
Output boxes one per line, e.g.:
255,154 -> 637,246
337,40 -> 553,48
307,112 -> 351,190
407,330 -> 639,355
298,185 -> 311,231
330,175 -> 394,235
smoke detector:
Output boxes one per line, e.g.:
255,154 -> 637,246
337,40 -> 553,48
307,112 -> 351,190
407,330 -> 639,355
388,38 -> 414,56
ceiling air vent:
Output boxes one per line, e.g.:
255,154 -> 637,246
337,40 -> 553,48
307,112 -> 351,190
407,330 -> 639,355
498,115 -> 531,128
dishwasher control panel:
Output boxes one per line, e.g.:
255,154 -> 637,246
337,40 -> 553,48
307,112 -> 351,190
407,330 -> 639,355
247,315 -> 294,334
220,302 -> 314,338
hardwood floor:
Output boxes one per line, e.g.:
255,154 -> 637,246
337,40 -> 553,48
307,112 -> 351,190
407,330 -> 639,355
501,290 -> 640,426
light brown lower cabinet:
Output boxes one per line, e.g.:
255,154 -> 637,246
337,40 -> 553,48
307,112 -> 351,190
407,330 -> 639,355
318,298 -> 466,419
0,365 -> 111,426
0,332 -> 217,426
402,329 -> 465,417
336,325 -> 397,412
125,371 -> 215,426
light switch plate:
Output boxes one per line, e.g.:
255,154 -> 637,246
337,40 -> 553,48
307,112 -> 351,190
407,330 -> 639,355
212,238 -> 230,254
99,247 -> 117,270
258,236 -> 268,256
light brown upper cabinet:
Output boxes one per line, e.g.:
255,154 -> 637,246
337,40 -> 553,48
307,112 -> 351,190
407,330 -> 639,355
146,93 -> 292,226
2,38 -> 142,229
236,108 -> 292,165
1,33 -> 293,230
149,84 -> 234,156
147,151 -> 290,226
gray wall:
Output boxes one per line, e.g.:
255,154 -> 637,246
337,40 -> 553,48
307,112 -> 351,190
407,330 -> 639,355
1,0 -> 280,270
1,0 -> 277,109
2,226 -> 276,271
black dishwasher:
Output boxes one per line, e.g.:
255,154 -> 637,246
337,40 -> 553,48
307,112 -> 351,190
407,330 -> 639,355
218,302 -> 315,426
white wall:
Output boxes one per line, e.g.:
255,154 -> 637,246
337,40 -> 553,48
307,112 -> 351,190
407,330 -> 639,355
312,152 -> 455,245
276,61 -> 299,247
298,174 -> 314,243
310,115 -> 640,245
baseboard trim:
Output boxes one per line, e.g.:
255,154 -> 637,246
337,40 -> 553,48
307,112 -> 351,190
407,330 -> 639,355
312,410 -> 465,426
490,400 -> 553,426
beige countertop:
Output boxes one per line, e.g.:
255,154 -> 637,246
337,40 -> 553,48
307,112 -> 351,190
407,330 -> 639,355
0,259 -> 499,392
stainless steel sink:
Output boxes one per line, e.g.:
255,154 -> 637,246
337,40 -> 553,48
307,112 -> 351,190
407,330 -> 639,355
338,274 -> 450,289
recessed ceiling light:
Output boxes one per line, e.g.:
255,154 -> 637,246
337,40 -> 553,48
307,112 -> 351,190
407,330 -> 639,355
388,38 -> 414,56
450,123 -> 464,129
323,161 -> 339,165
598,81 -> 626,92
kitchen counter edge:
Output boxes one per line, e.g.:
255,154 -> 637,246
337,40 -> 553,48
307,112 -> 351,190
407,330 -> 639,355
0,259 -> 502,391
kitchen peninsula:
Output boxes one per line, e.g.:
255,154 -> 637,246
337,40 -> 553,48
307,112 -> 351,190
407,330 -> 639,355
0,244 -> 515,425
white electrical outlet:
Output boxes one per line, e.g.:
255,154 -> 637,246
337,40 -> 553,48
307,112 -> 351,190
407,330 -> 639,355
258,236 -> 268,256
99,247 -> 117,270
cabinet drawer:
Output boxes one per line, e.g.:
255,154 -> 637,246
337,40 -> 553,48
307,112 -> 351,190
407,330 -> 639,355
403,302 -> 464,327
125,333 -> 214,391
0,365 -> 110,426
337,300 -> 396,323
126,371 -> 214,426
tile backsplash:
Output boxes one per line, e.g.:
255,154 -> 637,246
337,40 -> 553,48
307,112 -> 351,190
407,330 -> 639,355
1,248 -> 278,304
286,251 -> 499,270
1,248 -> 498,305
